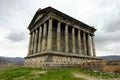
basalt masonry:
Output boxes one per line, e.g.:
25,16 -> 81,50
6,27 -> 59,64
24,7 -> 101,68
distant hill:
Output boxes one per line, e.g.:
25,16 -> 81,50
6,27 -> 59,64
0,57 -> 10,64
98,55 -> 120,60
0,56 -> 25,64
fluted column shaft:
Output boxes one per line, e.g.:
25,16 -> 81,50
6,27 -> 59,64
28,33 -> 32,55
57,22 -> 61,51
72,28 -> 75,53
88,34 -> 91,56
65,24 -> 68,52
83,32 -> 87,55
42,23 -> 47,51
38,26 -> 42,52
47,18 -> 52,50
91,35 -> 96,56
31,31 -> 35,54
33,29 -> 38,53
78,30 -> 81,55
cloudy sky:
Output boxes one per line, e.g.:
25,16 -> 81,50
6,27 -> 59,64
0,0 -> 120,57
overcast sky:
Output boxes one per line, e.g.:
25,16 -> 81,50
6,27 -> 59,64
0,0 -> 120,57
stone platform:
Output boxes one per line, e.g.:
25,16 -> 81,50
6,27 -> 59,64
24,51 -> 101,68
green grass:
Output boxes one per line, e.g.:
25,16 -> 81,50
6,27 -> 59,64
37,68 -> 84,80
0,67 -> 84,80
0,67 -> 42,80
0,67 -> 119,80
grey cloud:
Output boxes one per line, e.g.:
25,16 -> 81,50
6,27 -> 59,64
6,31 -> 27,42
0,0 -> 34,28
104,20 -> 120,32
95,31 -> 120,49
102,9 -> 120,33
92,0 -> 120,55
98,1 -> 120,33
96,0 -> 120,8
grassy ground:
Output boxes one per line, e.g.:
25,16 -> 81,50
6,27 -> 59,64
0,67 -> 84,80
0,67 -> 119,80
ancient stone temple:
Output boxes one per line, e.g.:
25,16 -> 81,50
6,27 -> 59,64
25,7 -> 100,68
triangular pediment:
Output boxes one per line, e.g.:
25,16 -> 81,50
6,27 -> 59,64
28,9 -> 46,29
34,14 -> 44,23
28,7 -> 96,32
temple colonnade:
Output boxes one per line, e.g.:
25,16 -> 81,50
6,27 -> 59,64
28,18 -> 96,57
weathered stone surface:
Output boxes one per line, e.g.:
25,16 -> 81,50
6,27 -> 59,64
24,52 -> 101,68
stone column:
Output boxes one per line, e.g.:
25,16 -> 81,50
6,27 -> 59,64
42,23 -> 47,51
57,21 -> 61,51
38,26 -> 42,52
33,29 -> 38,53
78,30 -> 81,55
88,34 -> 91,56
83,32 -> 87,55
31,31 -> 35,54
65,24 -> 68,52
28,33 -> 32,55
72,28 -> 75,53
47,18 -> 52,50
91,35 -> 96,56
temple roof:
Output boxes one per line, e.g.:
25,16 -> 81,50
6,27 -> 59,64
28,6 -> 96,31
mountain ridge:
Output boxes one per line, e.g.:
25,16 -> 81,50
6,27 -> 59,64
0,56 -> 25,64
97,55 -> 120,60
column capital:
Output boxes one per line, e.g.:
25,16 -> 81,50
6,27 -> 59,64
49,17 -> 53,20
66,24 -> 69,26
88,33 -> 91,36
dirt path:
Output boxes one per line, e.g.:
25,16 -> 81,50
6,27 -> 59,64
72,72 -> 120,80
